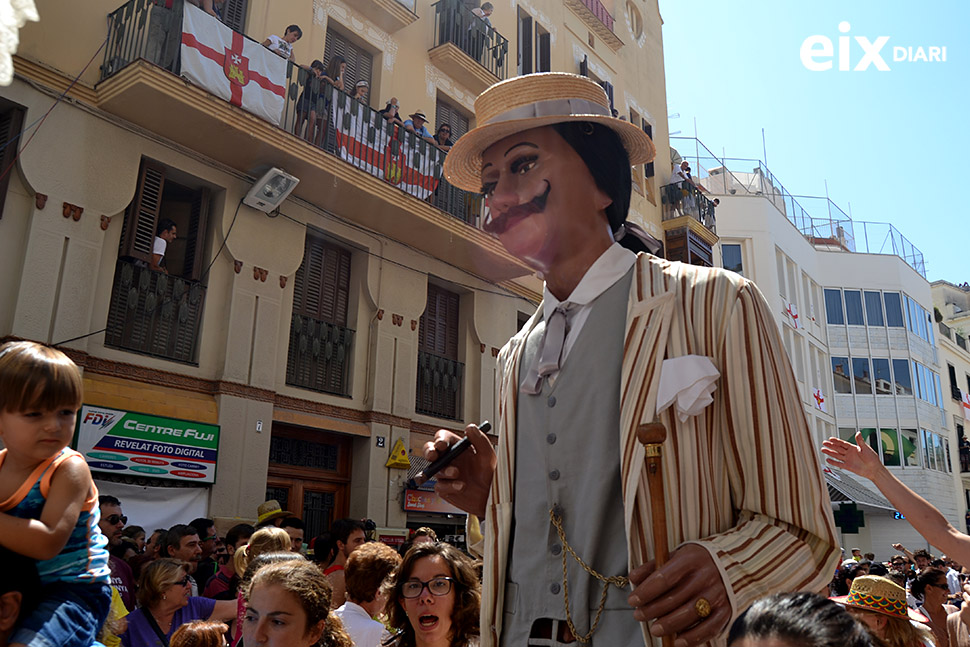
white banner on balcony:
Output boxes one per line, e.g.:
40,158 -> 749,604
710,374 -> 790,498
963,391 -> 970,422
331,95 -> 441,200
180,3 -> 286,125
813,387 -> 827,413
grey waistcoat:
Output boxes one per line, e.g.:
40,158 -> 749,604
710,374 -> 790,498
500,266 -> 639,646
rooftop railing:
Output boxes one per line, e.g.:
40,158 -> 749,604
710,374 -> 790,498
671,136 -> 926,278
431,0 -> 509,80
100,0 -> 484,227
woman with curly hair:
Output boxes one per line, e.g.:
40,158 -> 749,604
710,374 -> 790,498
243,559 -> 352,647
384,542 -> 480,647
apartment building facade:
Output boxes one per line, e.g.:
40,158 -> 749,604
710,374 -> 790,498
685,140 -> 959,556
0,0 -> 675,539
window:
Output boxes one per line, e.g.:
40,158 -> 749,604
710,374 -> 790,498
881,428 -> 900,466
844,290 -> 864,325
626,0 -> 643,39
858,428 -> 879,455
922,429 -> 934,470
824,289 -> 844,325
864,291 -> 884,327
0,100 -> 25,220
323,27 -> 374,92
786,260 -> 798,306
221,0 -> 249,32
641,121 -> 654,179
884,292 -> 904,327
776,251 -> 786,298
901,428 -> 919,466
517,7 -> 533,75
535,24 -> 551,72
722,244 -> 743,275
832,357 -> 851,394
950,364 -> 961,400
872,358 -> 892,395
286,232 -> 354,396
416,283 -> 463,420
852,357 -> 872,394
892,359 -> 913,395
435,96 -> 470,138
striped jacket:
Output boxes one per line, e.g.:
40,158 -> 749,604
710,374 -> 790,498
479,254 -> 840,646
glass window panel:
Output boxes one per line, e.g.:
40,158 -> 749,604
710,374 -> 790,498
946,439 -> 952,473
864,291 -> 884,327
852,357 -> 873,394
934,373 -> 943,407
844,290 -> 865,325
859,427 -> 879,455
722,244 -> 743,275
776,251 -> 786,298
873,359 -> 892,394
918,304 -> 928,341
833,357 -> 852,394
881,428 -> 900,466
928,311 -> 936,345
839,427 -> 856,442
893,359 -> 913,395
906,297 -> 918,334
825,289 -> 845,325
884,292 -> 904,327
787,261 -> 798,304
934,434 -> 945,472
923,430 -> 934,470
901,429 -> 919,466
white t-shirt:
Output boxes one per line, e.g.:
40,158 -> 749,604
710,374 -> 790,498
333,601 -> 389,647
265,34 -> 292,59
153,235 -> 167,257
669,166 -> 687,184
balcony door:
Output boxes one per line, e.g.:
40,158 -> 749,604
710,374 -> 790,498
322,26 -> 374,93
416,283 -> 463,420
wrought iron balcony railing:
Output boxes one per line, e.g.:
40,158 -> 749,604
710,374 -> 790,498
286,314 -> 354,397
661,180 -> 717,234
104,258 -> 206,365
416,350 -> 464,421
431,0 -> 509,80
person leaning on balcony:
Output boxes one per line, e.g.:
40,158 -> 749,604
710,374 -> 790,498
295,60 -> 325,142
151,219 -> 177,274
262,24 -> 302,63
404,111 -> 439,146
380,98 -> 405,127
322,55 -> 346,93
469,2 -> 494,65
426,72 -> 839,647
433,123 -> 455,152
353,80 -> 369,106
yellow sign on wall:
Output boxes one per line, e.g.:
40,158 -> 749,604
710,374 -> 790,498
385,438 -> 410,469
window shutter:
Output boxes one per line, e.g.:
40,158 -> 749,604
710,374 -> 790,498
221,0 -> 248,33
323,27 -> 374,92
642,122 -> 654,178
600,81 -> 614,111
536,27 -> 551,73
121,160 -> 166,263
294,233 -> 351,326
419,283 -> 459,359
184,186 -> 209,280
434,98 -> 469,138
0,104 -> 24,220
517,9 -> 533,75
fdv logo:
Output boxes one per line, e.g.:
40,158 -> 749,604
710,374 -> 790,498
801,22 -> 946,71
83,410 -> 117,430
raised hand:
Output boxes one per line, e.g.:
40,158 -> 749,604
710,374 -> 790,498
820,431 -> 884,480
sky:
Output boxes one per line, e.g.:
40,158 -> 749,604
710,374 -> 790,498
658,1 -> 967,283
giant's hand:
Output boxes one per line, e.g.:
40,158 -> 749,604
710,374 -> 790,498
820,432 -> 883,480
627,544 -> 731,647
423,423 -> 496,519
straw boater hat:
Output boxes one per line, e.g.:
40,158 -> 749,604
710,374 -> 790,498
256,499 -> 292,525
444,72 -> 656,192
831,575 -> 927,622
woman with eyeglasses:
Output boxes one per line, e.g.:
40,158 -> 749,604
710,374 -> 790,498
911,567 -> 960,647
121,558 -> 236,647
433,124 -> 454,153
384,542 -> 481,647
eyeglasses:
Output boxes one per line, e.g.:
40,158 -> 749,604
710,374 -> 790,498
105,514 -> 127,525
931,582 -> 950,591
171,577 -> 191,587
401,576 -> 455,598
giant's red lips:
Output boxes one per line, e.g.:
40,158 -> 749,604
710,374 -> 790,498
483,181 -> 550,236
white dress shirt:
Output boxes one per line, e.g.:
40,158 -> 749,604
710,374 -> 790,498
333,601 -> 389,647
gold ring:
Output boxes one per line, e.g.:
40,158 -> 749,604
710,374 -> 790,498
695,597 -> 712,618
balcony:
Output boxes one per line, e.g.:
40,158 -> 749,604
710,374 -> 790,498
660,181 -> 718,267
95,0 -> 530,282
416,350 -> 463,421
104,258 -> 206,365
286,314 -> 354,397
564,0 -> 623,51
429,0 -> 508,94
355,0 -> 418,33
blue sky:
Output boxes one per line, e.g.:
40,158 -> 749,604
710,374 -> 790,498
658,1 -> 967,283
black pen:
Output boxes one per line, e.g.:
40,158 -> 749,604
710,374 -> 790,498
414,421 -> 491,485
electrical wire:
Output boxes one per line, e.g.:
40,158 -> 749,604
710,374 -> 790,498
0,35 -> 108,183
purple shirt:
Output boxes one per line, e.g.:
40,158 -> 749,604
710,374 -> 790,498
109,555 -> 136,611
121,597 -> 216,647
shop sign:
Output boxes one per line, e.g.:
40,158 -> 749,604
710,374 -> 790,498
75,405 -> 219,484
403,488 -> 465,515
377,527 -> 409,548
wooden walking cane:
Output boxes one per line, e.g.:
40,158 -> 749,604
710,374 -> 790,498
637,420 -> 673,647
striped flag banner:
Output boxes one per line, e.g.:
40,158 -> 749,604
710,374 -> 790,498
332,93 -> 441,200
180,3 -> 286,125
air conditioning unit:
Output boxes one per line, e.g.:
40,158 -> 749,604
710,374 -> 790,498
243,168 -> 299,212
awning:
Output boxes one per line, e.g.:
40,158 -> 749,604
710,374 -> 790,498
825,468 -> 894,512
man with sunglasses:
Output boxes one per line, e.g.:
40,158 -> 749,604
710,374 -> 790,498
99,494 -> 136,611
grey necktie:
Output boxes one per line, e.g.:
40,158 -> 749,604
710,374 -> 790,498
522,304 -> 571,395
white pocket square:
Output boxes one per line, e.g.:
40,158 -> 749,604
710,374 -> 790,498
657,355 -> 720,423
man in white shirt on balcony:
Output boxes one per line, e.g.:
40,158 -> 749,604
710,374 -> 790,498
151,218 -> 177,274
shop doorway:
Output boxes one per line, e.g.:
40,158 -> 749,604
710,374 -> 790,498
266,424 -> 353,540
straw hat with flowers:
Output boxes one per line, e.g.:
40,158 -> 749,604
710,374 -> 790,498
443,72 -> 656,192
831,575 -> 927,622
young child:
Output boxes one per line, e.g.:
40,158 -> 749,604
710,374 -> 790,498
0,341 -> 111,647
262,24 -> 302,63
